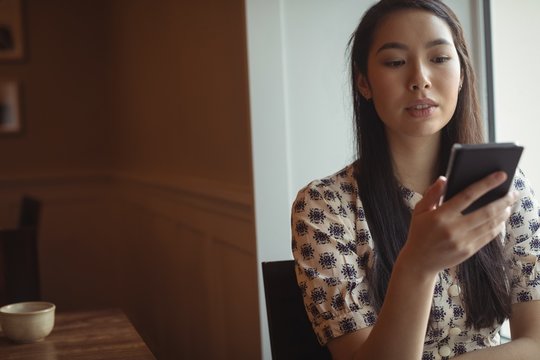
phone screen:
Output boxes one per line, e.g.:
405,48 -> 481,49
443,143 -> 524,214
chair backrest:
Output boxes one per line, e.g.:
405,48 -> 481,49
0,196 -> 42,305
19,196 -> 41,228
262,260 -> 331,360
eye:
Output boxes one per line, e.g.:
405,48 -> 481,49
384,59 -> 405,68
432,56 -> 451,64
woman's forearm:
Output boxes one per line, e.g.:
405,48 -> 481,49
353,256 -> 438,360
454,338 -> 540,360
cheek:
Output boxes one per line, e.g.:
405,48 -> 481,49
435,68 -> 461,103
367,73 -> 403,121
444,65 -> 462,91
446,74 -> 461,103
369,74 -> 399,102
367,66 -> 386,91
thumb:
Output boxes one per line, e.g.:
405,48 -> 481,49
414,176 -> 447,213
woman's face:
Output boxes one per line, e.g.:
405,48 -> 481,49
358,9 -> 462,142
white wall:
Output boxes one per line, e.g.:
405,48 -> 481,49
246,1 -> 488,358
283,1 -> 367,194
446,0 -> 490,131
491,0 -> 540,191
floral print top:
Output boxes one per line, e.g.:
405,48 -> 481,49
291,164 -> 540,359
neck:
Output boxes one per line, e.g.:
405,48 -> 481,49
386,131 -> 441,194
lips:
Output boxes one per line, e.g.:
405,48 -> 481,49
406,98 -> 438,109
406,98 -> 438,117
409,104 -> 431,110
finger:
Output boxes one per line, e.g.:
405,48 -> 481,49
415,176 -> 447,213
466,219 -> 506,249
464,191 -> 517,229
444,171 -> 507,213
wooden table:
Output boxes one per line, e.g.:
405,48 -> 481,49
0,308 -> 156,359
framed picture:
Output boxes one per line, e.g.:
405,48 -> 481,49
0,0 -> 24,61
0,81 -> 21,134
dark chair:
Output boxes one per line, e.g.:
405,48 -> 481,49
262,260 -> 332,360
18,196 -> 41,229
0,196 -> 42,305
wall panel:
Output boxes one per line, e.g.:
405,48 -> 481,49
0,175 -> 259,359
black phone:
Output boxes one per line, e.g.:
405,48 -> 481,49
443,143 -> 524,214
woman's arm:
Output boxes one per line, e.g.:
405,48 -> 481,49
327,254 -> 438,359
328,173 -> 517,360
453,301 -> 540,359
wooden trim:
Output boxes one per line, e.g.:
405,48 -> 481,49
0,172 -> 254,220
110,172 -> 253,208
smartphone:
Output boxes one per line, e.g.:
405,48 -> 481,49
443,143 -> 524,214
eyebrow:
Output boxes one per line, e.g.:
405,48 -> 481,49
376,38 -> 453,54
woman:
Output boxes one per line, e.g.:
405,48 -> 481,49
291,1 -> 540,359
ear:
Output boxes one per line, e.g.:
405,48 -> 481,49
357,74 -> 372,100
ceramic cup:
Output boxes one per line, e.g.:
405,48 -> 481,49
0,301 -> 56,343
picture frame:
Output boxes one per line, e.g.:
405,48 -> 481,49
0,0 -> 24,61
0,80 -> 21,134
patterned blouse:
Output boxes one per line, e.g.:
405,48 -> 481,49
291,164 -> 540,359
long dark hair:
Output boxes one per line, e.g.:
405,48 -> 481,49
349,0 -> 511,329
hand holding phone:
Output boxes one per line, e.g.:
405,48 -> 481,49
443,143 -> 524,214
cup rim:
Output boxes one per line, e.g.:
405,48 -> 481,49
0,301 -> 56,316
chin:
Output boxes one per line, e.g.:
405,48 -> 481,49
403,126 -> 444,138
409,120 -> 449,136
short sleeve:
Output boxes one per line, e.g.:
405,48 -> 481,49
504,170 -> 540,303
291,173 -> 377,345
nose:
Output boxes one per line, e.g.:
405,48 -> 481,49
409,61 -> 431,91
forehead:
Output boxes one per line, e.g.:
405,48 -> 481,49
371,9 -> 455,51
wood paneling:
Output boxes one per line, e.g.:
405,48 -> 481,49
0,175 -> 260,359
0,0 -> 258,357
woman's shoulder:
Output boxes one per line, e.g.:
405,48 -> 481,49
505,167 -> 540,241
295,164 -> 358,201
512,168 -> 536,195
